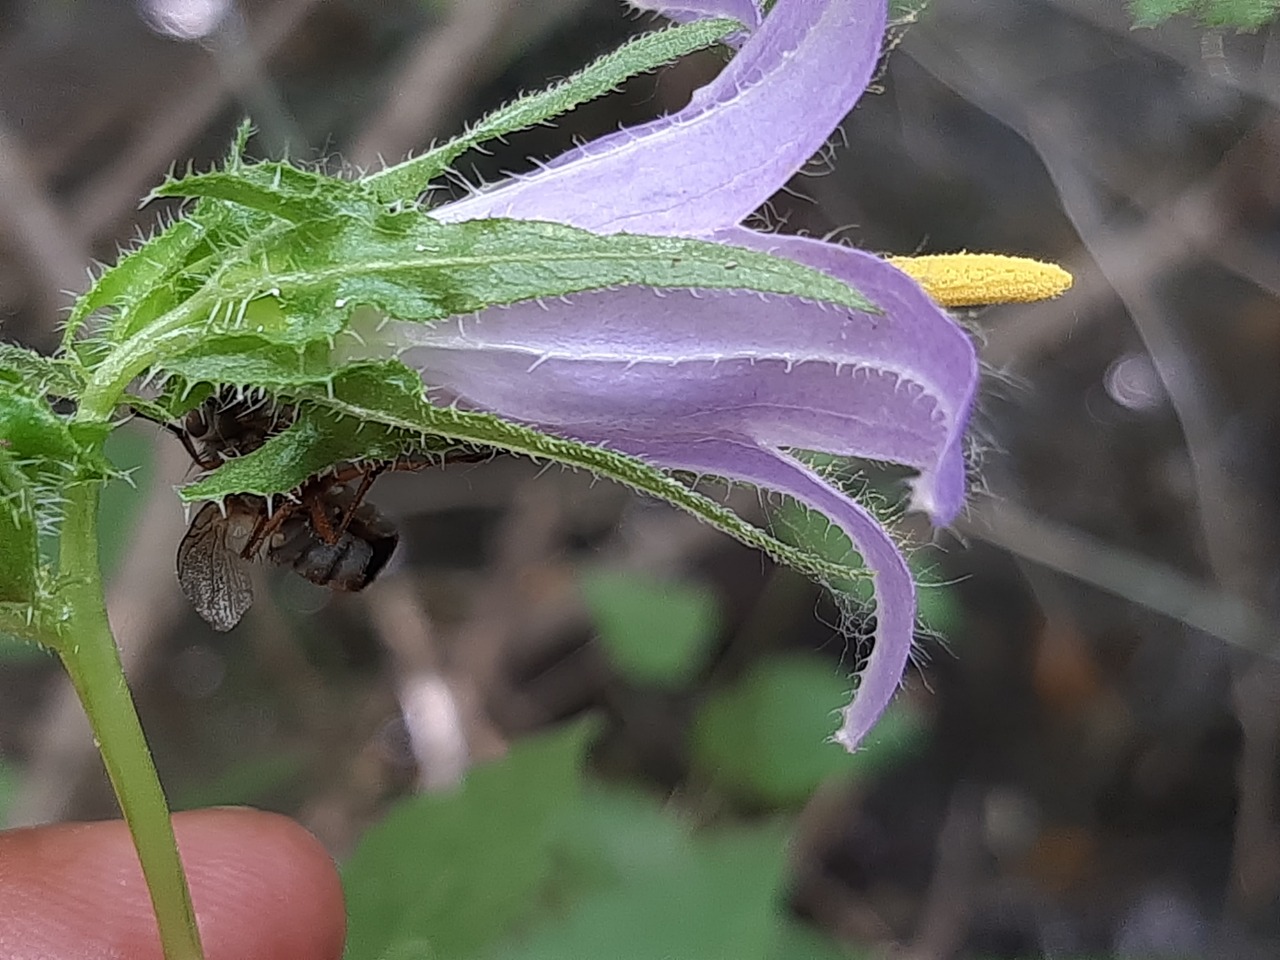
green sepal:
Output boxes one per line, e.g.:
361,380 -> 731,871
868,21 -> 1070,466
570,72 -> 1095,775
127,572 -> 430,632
178,406 -> 457,502
160,338 -> 337,389
203,212 -> 875,327
150,162 -> 376,223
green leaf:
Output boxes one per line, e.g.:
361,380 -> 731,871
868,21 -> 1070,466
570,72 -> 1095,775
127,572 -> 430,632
582,571 -> 719,688
766,921 -> 865,960
343,721 -> 596,960
365,17 -> 742,202
493,814 -> 790,960
0,756 -> 21,825
690,654 -> 925,809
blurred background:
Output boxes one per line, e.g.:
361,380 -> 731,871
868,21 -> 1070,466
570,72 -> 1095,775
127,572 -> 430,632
2,0 -> 1279,957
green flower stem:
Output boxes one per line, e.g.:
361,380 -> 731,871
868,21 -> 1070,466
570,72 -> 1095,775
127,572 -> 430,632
58,481 -> 205,960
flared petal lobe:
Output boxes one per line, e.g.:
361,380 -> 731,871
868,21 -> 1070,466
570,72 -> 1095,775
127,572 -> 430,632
437,0 -> 887,236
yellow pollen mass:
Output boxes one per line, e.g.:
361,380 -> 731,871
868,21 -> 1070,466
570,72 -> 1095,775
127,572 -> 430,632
886,252 -> 1073,307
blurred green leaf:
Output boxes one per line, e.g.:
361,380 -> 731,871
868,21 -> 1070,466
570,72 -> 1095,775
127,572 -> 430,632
555,785 -> 692,888
911,548 -> 963,637
1130,0 -> 1279,26
766,920 -> 865,960
0,756 -> 21,824
171,750 -> 309,811
772,497 -> 873,601
582,571 -> 719,688
97,426 -> 156,581
690,654 -> 925,809
493,809 -> 790,960
343,721 -> 596,960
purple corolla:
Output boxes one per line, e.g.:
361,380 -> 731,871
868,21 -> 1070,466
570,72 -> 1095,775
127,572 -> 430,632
389,0 -> 979,750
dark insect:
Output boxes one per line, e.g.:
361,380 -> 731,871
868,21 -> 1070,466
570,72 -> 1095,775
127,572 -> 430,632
160,389 -> 411,631
175,482 -> 401,632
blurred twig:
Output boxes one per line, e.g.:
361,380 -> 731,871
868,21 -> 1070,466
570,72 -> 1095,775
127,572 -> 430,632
348,0 -> 595,171
72,0 -> 322,240
0,123 -> 91,337
1044,0 -> 1280,112
446,482 -> 566,754
906,27 -> 1280,370
960,501 -> 1280,660
365,576 -> 469,792
904,785 -> 987,960
348,0 -> 524,170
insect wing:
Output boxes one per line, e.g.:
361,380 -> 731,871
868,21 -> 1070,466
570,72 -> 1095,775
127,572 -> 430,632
177,502 -> 255,632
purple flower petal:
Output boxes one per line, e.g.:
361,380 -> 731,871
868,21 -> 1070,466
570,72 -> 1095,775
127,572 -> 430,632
377,0 -> 979,749
437,0 -> 886,235
390,275 -> 967,523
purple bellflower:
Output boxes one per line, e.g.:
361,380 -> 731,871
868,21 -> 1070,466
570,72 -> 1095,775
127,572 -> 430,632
387,0 -> 982,751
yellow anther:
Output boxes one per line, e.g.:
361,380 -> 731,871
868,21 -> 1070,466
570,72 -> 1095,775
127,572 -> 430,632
887,252 -> 1073,307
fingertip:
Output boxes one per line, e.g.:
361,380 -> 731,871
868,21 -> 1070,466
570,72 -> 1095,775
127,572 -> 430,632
172,807 -> 347,960
0,808 -> 346,960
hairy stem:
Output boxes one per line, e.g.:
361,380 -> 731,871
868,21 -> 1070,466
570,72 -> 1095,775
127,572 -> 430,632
58,482 -> 205,960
